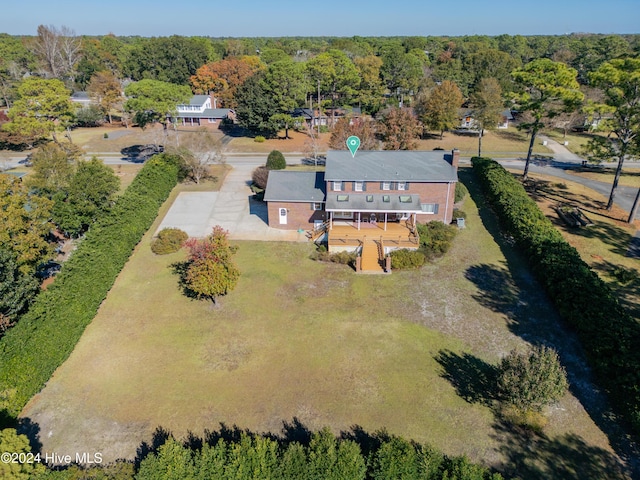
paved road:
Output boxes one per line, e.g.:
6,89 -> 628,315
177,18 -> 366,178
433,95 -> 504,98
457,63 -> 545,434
3,138 -> 639,215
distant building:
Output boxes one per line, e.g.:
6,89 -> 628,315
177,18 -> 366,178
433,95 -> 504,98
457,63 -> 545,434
172,95 -> 235,126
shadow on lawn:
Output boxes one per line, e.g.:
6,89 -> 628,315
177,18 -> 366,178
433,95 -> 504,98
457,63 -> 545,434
435,350 -> 497,408
492,418 -> 628,480
435,349 -> 629,479
459,168 -> 640,478
169,261 -> 200,301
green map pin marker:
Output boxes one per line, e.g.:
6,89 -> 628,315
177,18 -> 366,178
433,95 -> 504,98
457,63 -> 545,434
346,136 -> 361,157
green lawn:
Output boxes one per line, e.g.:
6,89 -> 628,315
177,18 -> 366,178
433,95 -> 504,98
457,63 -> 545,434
417,128 -> 553,157
20,168 -> 628,478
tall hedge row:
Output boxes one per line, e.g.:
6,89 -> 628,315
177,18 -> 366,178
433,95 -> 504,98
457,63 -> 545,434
472,157 -> 640,432
0,154 -> 180,418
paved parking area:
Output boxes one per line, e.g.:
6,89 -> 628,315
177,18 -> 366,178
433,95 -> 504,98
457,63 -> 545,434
157,165 -> 307,242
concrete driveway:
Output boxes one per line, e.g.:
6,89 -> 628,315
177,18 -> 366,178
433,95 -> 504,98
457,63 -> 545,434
157,164 -> 307,242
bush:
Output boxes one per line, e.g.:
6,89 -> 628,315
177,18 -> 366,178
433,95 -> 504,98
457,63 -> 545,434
390,249 -> 426,269
452,208 -> 467,220
266,150 -> 286,170
252,166 -> 269,190
103,132 -> 109,139
0,154 -> 180,418
254,135 -> 265,143
151,228 -> 188,255
454,181 -> 468,203
497,346 -> 568,413
319,125 -> 329,134
310,247 -> 356,267
330,250 -> 357,265
418,221 -> 457,259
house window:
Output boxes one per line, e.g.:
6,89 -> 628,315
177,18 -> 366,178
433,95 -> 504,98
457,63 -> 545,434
366,195 -> 374,202
399,195 -> 412,203
337,194 -> 349,202
312,202 -> 323,210
398,182 -> 407,191
382,181 -> 391,191
421,203 -> 439,214
334,211 -> 352,219
354,181 -> 364,192
333,181 -> 342,191
382,195 -> 390,203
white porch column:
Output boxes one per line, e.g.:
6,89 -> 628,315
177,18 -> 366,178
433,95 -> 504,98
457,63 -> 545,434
384,213 -> 387,231
357,212 -> 361,230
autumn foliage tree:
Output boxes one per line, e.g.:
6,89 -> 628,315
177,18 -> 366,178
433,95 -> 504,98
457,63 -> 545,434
377,107 -> 422,150
329,117 -> 378,150
87,70 -> 122,124
415,80 -> 464,140
190,56 -> 263,108
183,226 -> 240,305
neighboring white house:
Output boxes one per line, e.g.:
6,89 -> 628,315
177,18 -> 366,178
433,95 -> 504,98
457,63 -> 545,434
172,95 -> 235,126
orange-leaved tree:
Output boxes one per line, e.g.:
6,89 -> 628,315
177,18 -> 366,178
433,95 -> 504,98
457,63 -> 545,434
190,56 -> 264,109
183,226 -> 239,305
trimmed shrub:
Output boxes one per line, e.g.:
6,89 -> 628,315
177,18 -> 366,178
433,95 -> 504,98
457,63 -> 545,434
418,221 -> 457,258
0,154 -> 180,419
252,166 -> 269,190
266,150 -> 286,170
390,249 -> 426,269
472,156 -> 640,434
151,228 -> 188,255
454,181 -> 468,203
254,135 -> 265,143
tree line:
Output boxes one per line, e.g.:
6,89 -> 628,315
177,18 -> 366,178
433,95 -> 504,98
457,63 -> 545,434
2,29 -> 638,215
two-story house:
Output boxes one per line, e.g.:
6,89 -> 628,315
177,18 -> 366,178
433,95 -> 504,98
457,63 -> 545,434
172,95 -> 235,126
264,149 -> 459,259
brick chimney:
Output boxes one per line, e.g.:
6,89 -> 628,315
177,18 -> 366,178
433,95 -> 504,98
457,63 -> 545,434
449,149 -> 460,169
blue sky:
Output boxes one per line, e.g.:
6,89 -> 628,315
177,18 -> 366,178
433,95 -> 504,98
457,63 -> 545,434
2,0 -> 639,37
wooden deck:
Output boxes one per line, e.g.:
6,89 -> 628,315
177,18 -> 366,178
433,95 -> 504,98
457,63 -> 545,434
327,221 -> 419,250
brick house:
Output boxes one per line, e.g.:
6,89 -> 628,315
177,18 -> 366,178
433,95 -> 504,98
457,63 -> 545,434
264,149 -> 459,255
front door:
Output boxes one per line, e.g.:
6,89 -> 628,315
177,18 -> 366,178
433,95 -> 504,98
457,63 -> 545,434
279,208 -> 288,225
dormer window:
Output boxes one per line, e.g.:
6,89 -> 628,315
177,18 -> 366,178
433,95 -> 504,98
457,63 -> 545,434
337,194 -> 349,202
366,195 -> 373,202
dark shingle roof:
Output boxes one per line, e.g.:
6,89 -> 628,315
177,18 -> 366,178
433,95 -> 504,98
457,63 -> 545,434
325,150 -> 457,183
188,95 -> 210,106
263,171 -> 326,202
175,108 -> 234,119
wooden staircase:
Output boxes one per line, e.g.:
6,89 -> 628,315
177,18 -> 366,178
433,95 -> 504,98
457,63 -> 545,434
360,239 -> 385,273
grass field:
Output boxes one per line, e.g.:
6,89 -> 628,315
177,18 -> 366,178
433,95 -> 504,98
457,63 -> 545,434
417,128 -> 552,157
20,167 -> 632,478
